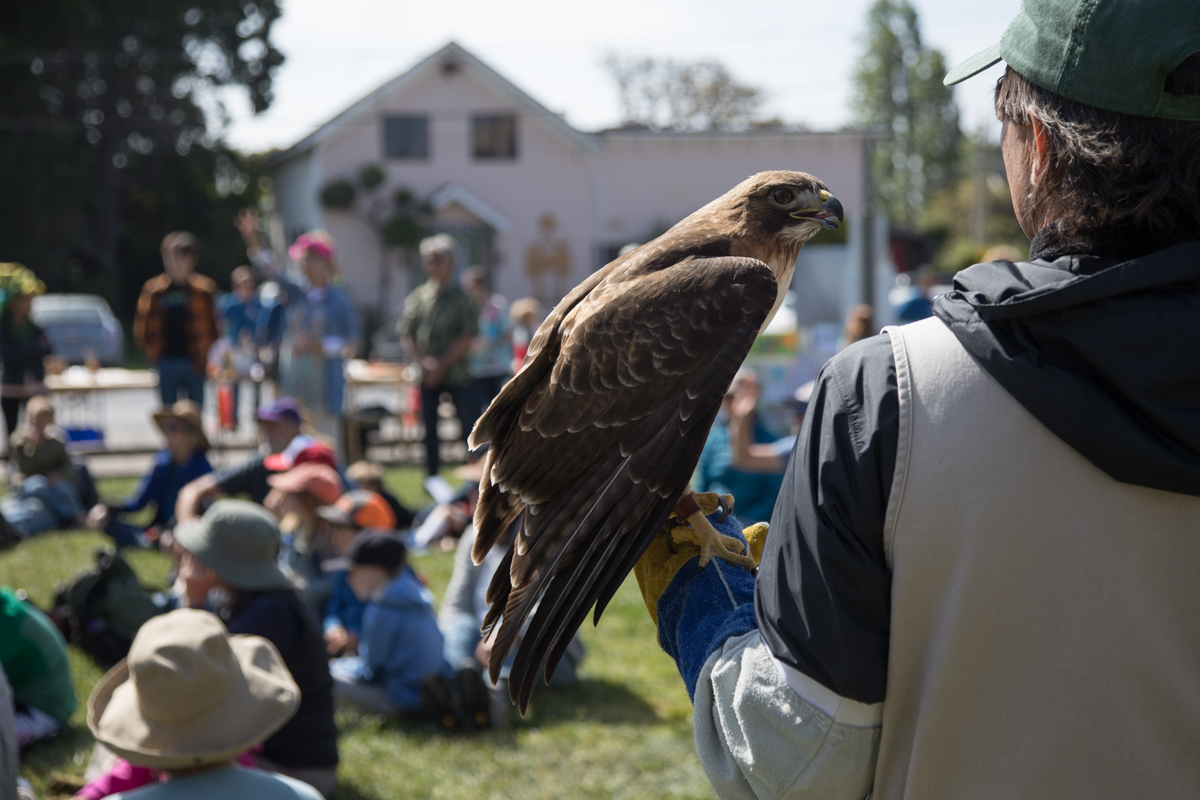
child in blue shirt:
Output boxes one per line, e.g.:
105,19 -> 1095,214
85,401 -> 212,548
328,531 -> 448,715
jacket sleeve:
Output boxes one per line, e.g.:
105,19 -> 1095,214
113,458 -> 164,515
132,285 -> 153,355
655,334 -> 899,799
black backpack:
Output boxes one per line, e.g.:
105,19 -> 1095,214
51,549 -> 167,667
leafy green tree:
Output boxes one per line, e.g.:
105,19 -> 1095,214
0,0 -> 282,330
852,0 -> 962,227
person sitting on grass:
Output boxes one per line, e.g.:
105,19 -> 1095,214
344,460 -> 414,530
315,490 -> 397,657
85,401 -> 212,549
438,462 -> 585,691
0,585 -> 75,748
328,530 -> 448,715
174,397 -> 314,519
262,461 -> 344,611
0,396 -> 84,539
85,608 -> 322,800
175,501 -> 338,797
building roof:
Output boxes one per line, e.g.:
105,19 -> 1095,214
268,42 -> 598,168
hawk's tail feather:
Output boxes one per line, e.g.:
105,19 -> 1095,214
509,460 -> 671,710
508,451 -> 625,587
541,490 -> 673,685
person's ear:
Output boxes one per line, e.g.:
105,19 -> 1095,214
1027,110 -> 1050,186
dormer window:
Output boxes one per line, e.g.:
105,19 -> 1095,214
472,114 -> 517,160
383,116 -> 428,159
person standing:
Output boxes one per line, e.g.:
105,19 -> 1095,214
235,211 -> 358,451
633,2 -> 1200,797
134,232 -> 219,407
215,266 -> 263,425
399,234 -> 478,476
462,267 -> 511,422
0,264 -> 51,439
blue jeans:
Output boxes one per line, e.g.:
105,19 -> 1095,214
0,475 -> 83,537
157,357 -> 205,406
104,519 -> 149,549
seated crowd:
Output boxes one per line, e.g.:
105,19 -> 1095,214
0,395 -> 583,800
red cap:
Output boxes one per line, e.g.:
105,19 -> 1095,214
264,442 -> 336,472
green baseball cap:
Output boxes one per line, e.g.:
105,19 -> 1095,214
175,500 -> 293,591
945,0 -> 1200,121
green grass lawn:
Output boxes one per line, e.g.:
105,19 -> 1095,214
1,467 -> 714,800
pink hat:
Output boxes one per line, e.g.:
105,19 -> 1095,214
288,231 -> 334,262
266,463 -> 343,505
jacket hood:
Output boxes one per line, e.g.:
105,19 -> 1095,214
934,241 -> 1200,497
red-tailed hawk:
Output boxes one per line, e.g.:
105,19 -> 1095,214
469,171 -> 843,710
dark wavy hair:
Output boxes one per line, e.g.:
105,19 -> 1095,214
994,54 -> 1200,246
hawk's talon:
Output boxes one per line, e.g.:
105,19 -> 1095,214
670,509 -> 758,571
715,494 -> 730,523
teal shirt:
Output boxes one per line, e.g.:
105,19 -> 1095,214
112,766 -> 323,800
0,586 -> 75,723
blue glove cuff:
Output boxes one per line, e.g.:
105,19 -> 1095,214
656,510 -> 758,701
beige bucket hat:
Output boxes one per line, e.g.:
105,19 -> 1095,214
87,608 -> 299,770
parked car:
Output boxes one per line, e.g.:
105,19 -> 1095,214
30,294 -> 124,367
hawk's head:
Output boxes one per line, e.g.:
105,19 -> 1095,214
737,170 -> 844,246
718,170 -> 844,331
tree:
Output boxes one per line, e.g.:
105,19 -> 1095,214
921,133 -> 1028,273
320,165 -> 428,327
604,55 -> 764,131
852,0 -> 961,227
0,0 -> 282,329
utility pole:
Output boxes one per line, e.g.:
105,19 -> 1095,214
861,134 -> 877,308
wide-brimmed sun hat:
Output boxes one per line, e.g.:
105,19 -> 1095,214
152,399 -> 210,452
174,500 -> 293,590
87,608 -> 299,769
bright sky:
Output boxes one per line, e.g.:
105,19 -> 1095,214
223,0 -> 1020,155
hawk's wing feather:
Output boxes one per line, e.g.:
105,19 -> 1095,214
471,255 -> 777,711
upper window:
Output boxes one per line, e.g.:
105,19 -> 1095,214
383,116 -> 428,159
472,114 -> 517,160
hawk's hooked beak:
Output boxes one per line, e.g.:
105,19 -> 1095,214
789,190 -> 844,230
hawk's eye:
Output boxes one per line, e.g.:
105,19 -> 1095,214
770,188 -> 795,206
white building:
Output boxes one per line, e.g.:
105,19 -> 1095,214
268,42 -> 890,334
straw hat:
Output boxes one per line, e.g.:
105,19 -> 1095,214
174,500 -> 293,591
152,400 -> 210,452
87,608 -> 299,769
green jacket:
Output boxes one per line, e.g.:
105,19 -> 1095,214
0,586 -> 75,723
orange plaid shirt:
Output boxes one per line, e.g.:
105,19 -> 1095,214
133,272 -> 219,374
